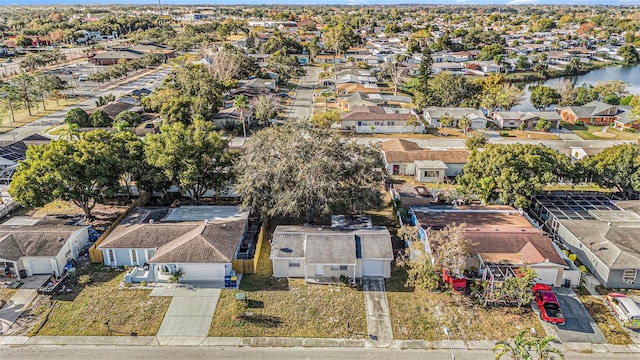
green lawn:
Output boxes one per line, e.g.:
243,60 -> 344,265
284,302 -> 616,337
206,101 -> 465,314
209,234 -> 366,338
562,123 -> 639,141
35,270 -> 170,336
385,267 -> 545,341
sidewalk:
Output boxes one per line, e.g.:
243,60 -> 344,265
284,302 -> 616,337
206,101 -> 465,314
1,335 -> 639,353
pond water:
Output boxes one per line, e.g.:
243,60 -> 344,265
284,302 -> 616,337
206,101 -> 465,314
512,64 -> 640,111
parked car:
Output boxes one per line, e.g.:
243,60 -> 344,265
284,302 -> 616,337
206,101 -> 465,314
607,293 -> 640,330
415,186 -> 431,197
276,92 -> 289,98
78,74 -> 88,81
533,283 -> 565,325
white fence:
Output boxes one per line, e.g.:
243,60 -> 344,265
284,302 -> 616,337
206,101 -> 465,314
356,125 -> 424,134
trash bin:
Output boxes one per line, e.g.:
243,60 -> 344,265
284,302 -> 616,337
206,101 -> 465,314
230,276 -> 237,288
19,270 -> 27,279
564,279 -> 571,288
224,276 -> 231,288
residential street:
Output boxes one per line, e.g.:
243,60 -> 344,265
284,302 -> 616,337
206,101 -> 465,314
0,67 -> 171,143
2,344 -> 638,360
288,66 -> 320,121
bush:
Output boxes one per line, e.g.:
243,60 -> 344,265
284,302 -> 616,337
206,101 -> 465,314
78,274 -> 92,286
340,275 -> 352,285
140,281 -> 147,287
499,131 -> 510,137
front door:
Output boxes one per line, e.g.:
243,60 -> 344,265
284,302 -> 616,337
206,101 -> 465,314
315,264 -> 324,276
392,165 -> 400,175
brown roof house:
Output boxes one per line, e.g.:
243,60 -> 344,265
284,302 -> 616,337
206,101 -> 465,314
410,206 -> 578,288
270,222 -> 393,284
97,206 -> 249,284
380,138 -> 470,181
0,215 -> 89,280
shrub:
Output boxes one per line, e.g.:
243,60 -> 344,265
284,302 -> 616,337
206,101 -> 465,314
140,281 -> 147,287
78,274 -> 92,286
340,275 -> 352,285
579,265 -> 588,274
499,131 -> 510,137
169,270 -> 183,283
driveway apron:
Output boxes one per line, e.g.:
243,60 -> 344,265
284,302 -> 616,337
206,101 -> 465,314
156,287 -> 220,337
363,277 -> 393,347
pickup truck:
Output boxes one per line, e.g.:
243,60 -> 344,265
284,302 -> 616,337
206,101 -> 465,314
533,283 -> 565,325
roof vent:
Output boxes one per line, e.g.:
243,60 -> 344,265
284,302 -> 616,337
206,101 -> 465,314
204,219 -> 209,225
149,219 -> 154,224
607,222 -> 611,227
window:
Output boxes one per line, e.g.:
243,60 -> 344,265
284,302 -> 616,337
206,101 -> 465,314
289,260 -> 300,267
131,250 -> 138,265
331,265 -> 348,271
623,270 -> 637,284
424,170 -> 439,178
108,249 -> 115,264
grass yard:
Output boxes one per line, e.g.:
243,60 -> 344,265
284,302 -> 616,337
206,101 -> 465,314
0,97 -> 87,129
561,123 -> 639,141
385,268 -> 544,341
209,227 -> 366,338
35,270 -> 171,336
0,288 -> 17,308
497,130 -> 559,140
577,294 -> 633,345
544,183 -> 613,192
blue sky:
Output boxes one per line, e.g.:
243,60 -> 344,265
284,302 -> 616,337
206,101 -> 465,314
1,1 -> 639,6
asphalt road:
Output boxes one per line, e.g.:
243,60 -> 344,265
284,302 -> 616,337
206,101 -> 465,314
288,66 -> 320,122
0,66 -> 171,142
3,345 -> 639,360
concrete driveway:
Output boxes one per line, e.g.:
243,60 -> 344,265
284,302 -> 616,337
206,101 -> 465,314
542,287 -> 606,343
362,277 -> 393,347
154,285 -> 220,337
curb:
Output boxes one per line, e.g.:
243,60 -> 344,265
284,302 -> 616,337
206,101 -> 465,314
1,336 -> 639,353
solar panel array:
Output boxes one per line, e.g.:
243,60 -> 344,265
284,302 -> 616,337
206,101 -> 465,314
535,194 -> 621,221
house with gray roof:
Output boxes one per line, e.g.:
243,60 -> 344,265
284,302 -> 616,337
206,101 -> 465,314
97,206 -> 249,283
270,225 -> 393,283
492,111 -> 561,130
0,215 -> 89,280
558,100 -> 627,126
533,194 -> 640,289
423,107 -> 489,130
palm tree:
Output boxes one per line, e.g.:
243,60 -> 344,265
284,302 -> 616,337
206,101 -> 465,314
458,115 -> 471,135
60,121 -> 80,141
566,57 -> 581,75
528,336 -> 564,360
234,95 -> 249,139
494,330 -> 532,360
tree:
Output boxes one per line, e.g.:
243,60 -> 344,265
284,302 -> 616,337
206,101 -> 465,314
439,113 -> 453,128
60,122 -> 81,141
0,84 -> 20,129
516,56 -> 531,70
478,75 -> 524,113
556,79 -> 577,106
417,48 -> 433,92
235,126 -> 385,223
465,132 -> 489,150
457,144 -> 572,208
89,110 -> 112,127
268,50 -> 304,85
581,143 -> 640,198
15,34 -> 33,48
503,267 -> 538,308
478,44 -> 505,61
252,94 -> 282,126
527,335 -> 565,360
9,131 -> 128,219
427,223 -> 472,278
65,107 -> 90,127
311,110 -> 340,128
530,86 -> 561,110
114,111 -> 142,128
534,118 -> 551,132
618,45 -> 640,65
592,80 -> 628,100
234,95 -> 249,139
203,47 -> 257,81
383,56 -> 408,96
145,119 -> 237,204
396,225 -> 441,291
12,73 -> 35,116
564,57 -> 581,75
423,72 -> 480,108
458,115 -> 470,134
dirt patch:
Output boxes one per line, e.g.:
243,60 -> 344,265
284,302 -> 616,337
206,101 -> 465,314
590,132 -> 615,138
578,295 -> 633,345
3,295 -> 52,336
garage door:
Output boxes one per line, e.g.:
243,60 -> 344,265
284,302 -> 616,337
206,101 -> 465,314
30,259 -> 54,275
179,263 -> 226,282
362,260 -> 385,277
534,267 -> 558,286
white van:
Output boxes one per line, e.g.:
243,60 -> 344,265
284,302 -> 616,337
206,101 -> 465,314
78,74 -> 88,81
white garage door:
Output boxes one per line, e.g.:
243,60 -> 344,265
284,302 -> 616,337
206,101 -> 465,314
30,259 -> 54,275
362,260 -> 385,277
179,263 -> 226,282
534,267 -> 558,286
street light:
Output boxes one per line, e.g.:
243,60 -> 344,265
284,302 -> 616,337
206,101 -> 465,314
443,326 -> 455,360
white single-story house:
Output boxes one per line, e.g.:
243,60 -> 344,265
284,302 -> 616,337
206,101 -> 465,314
491,111 -> 562,130
0,216 -> 89,279
98,206 -> 249,283
380,139 -> 470,178
423,107 -> 489,129
270,226 -> 393,283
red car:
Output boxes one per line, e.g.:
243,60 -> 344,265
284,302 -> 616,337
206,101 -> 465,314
533,283 -> 565,325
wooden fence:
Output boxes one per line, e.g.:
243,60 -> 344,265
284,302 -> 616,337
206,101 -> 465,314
88,193 -> 150,263
232,224 -> 265,274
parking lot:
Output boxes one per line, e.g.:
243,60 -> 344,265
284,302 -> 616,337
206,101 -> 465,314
548,287 -> 607,343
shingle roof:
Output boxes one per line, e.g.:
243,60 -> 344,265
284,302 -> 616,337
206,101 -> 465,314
0,227 -> 80,259
0,234 -> 23,261
465,232 -> 566,266
357,230 -> 393,260
414,160 -> 448,169
306,234 -> 356,264
270,232 -> 305,259
384,149 -> 470,164
380,139 -> 423,152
